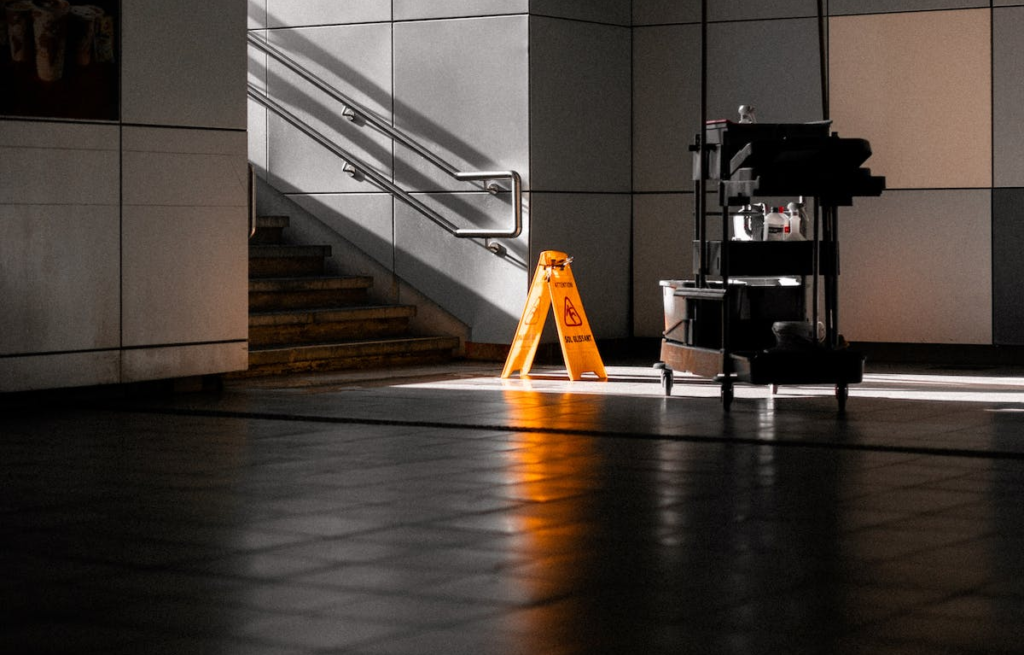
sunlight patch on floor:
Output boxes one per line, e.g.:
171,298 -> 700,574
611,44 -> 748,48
397,366 -> 1024,404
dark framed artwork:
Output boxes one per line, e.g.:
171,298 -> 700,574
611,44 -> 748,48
1,0 -> 119,121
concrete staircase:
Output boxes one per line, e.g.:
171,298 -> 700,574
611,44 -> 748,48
239,214 -> 462,377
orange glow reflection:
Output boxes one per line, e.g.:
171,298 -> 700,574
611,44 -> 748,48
501,389 -> 600,653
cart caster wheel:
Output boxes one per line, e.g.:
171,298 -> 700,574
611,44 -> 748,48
836,383 -> 848,414
660,369 -> 674,396
721,382 -> 734,412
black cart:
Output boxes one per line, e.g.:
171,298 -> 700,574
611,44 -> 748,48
657,120 -> 885,412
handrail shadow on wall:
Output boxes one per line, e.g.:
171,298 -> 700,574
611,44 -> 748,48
247,33 -> 522,255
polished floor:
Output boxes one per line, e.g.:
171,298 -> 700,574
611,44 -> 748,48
5,359 -> 1024,654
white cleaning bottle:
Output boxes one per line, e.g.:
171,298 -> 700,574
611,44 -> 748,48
763,206 -> 787,241
785,201 -> 806,241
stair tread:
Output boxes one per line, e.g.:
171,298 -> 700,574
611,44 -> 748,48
244,212 -> 459,376
256,215 -> 290,227
250,304 -> 416,322
249,244 -> 331,257
249,276 -> 373,292
249,335 -> 460,352
248,336 -> 460,364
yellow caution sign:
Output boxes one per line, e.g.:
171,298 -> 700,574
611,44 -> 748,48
502,251 -> 606,381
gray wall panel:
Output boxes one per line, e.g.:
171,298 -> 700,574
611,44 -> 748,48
0,123 -> 119,205
707,18 -> 824,125
633,25 -> 699,192
395,193 -> 530,345
267,0 -> 390,27
249,0 -> 266,28
633,0 -> 820,25
0,205 -> 120,355
633,194 -> 694,338
839,190 -> 991,344
633,17 -> 822,192
829,0 -> 988,15
0,122 -> 121,357
711,0 -> 818,21
530,0 -> 630,25
994,8 -> 1024,188
0,352 -> 121,393
633,0 -> 698,25
394,0 -> 527,20
123,0 -> 246,129
529,193 -> 632,341
265,24 -> 393,194
122,127 -> 249,348
289,194 -> 396,273
122,207 -> 248,347
530,18 -> 631,192
993,189 -> 1024,345
393,16 -> 529,192
829,10 -> 991,190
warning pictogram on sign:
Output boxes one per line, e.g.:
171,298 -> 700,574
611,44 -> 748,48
501,250 -> 606,381
563,298 -> 583,327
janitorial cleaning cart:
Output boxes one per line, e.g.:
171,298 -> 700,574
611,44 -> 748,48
656,1 -> 885,412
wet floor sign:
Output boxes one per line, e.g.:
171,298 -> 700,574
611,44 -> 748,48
501,250 -> 606,381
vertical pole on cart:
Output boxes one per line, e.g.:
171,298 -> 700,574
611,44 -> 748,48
823,206 -> 841,348
813,0 -> 828,348
812,203 -> 821,346
817,0 -> 829,122
820,205 -> 835,347
695,0 -> 709,288
695,150 -> 705,286
830,207 -> 840,348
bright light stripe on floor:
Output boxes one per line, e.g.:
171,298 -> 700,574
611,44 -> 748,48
397,367 -> 1024,404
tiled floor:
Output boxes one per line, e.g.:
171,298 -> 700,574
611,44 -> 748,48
5,360 -> 1024,654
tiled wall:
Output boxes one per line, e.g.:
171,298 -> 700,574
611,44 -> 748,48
828,8 -> 992,344
528,11 -> 631,340
20,1 -> 1019,392
632,2 -> 830,340
0,123 -> 121,359
251,1 -> 631,344
251,1 -> 1022,349
0,1 -> 248,391
251,3 -> 528,344
120,0 -> 249,379
632,1 -> 1024,346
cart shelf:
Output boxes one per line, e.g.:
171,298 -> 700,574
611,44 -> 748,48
730,348 -> 864,387
697,240 -> 838,277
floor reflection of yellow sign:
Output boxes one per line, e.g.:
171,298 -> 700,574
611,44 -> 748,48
501,250 -> 606,381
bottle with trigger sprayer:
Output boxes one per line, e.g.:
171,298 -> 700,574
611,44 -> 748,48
786,200 -> 806,241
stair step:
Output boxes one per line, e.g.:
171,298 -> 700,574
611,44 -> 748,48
249,276 -> 373,311
249,244 -> 331,278
249,244 -> 331,258
249,276 -> 372,293
257,215 -> 290,228
250,305 -> 416,326
250,215 -> 291,245
241,210 -> 461,377
249,305 -> 417,347
239,336 -> 462,377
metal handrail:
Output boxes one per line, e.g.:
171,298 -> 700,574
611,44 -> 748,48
248,85 -> 521,242
248,163 -> 257,239
248,34 -> 522,242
